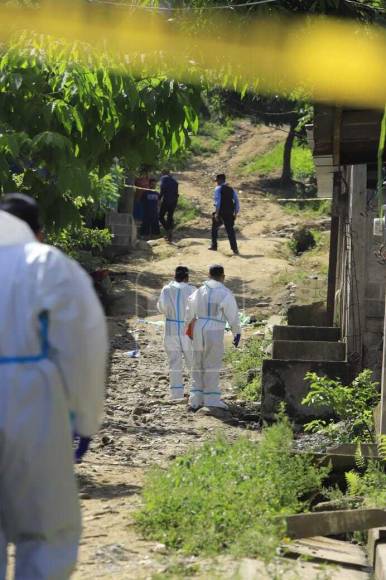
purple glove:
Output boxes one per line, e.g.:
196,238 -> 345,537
233,333 -> 241,348
74,435 -> 92,464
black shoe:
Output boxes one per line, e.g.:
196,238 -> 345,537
233,249 -> 240,255
208,246 -> 217,251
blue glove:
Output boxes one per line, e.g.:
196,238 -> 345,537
233,333 -> 241,348
74,435 -> 92,464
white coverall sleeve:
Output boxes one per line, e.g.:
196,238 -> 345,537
184,290 -> 198,328
38,249 -> 108,437
221,291 -> 241,336
157,287 -> 168,315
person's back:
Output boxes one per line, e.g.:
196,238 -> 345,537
218,184 -> 236,216
185,265 -> 240,412
0,199 -> 108,580
158,267 -> 195,400
160,174 -> 179,204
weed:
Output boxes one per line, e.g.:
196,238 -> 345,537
242,140 -> 315,181
225,335 -> 269,400
302,369 -> 380,444
136,418 -> 329,562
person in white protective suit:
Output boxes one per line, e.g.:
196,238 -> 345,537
157,266 -> 196,400
185,264 -> 241,411
0,194 -> 108,580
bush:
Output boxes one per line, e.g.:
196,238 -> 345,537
225,335 -> 269,400
136,417 -> 329,561
46,225 -> 112,262
303,369 -> 380,444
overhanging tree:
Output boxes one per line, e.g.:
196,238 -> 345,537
0,37 -> 201,229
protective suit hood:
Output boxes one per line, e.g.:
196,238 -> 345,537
0,210 -> 35,246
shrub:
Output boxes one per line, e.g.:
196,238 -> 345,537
136,417 -> 329,561
225,335 -> 269,400
46,225 -> 112,262
303,369 -> 380,444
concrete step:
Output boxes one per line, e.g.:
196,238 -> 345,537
272,325 -> 341,342
272,340 -> 346,362
261,359 -> 350,423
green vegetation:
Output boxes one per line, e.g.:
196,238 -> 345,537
281,199 -> 331,218
0,37 -> 201,229
174,196 -> 200,228
303,369 -> 380,444
171,119 -> 235,168
242,140 -> 315,181
225,334 -> 268,400
136,417 -> 329,561
46,226 -> 111,264
344,462 -> 386,509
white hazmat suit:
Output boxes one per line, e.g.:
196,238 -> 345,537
185,280 -> 241,409
157,281 -> 196,399
0,211 -> 108,580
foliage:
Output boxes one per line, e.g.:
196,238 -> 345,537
303,369 -> 380,444
344,462 -> 386,508
0,36 -> 201,229
242,140 -> 314,181
136,417 -> 329,561
225,334 -> 269,400
46,226 -> 111,261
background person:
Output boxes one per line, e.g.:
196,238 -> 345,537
0,194 -> 108,580
159,169 -> 179,243
185,264 -> 241,412
157,266 -> 196,400
209,173 -> 240,255
140,177 -> 160,239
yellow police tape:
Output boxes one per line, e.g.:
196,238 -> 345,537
1,1 -> 386,108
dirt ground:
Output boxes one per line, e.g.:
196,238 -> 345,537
73,121 -> 332,579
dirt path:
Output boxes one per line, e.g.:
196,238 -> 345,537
74,121 -> 328,579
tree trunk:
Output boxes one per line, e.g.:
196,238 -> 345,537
281,118 -> 297,186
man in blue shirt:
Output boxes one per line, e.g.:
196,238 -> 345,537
209,173 -> 240,255
159,169 -> 179,242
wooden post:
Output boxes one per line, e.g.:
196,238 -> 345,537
327,172 -> 341,326
346,165 -> 367,371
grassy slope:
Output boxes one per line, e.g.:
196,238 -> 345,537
241,139 -> 315,180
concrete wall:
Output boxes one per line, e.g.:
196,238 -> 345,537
363,190 -> 385,377
335,165 -> 386,379
105,211 -> 137,254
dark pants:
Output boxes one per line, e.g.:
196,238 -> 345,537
159,200 -> 177,232
211,213 -> 238,252
140,217 -> 160,237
